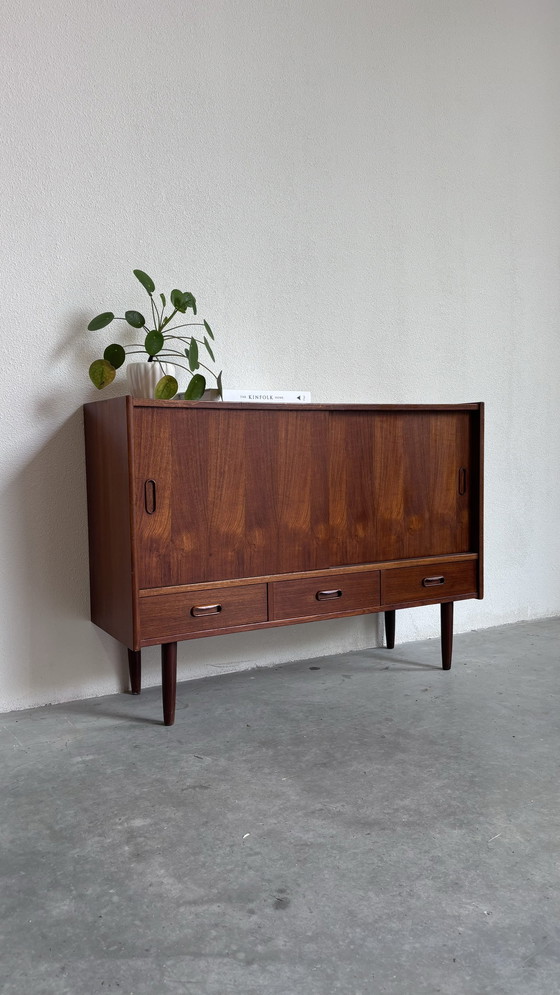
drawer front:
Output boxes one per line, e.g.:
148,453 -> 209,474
270,571 -> 380,621
381,560 -> 477,606
140,584 -> 268,640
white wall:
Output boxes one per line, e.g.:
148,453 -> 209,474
1,0 -> 559,712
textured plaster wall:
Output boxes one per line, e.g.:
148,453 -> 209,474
1,0 -> 559,712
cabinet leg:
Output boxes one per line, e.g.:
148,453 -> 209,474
128,649 -> 141,694
385,610 -> 396,649
441,602 -> 454,670
161,642 -> 177,726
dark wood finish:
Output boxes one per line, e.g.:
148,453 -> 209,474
441,602 -> 454,670
475,403 -> 485,599
140,583 -> 268,641
138,553 -> 478,596
83,400 -> 484,725
380,559 -> 477,606
328,411 -> 472,565
269,570 -> 380,620
385,610 -> 395,649
83,396 -> 136,648
161,642 -> 177,726
132,408 -> 330,588
127,649 -> 141,694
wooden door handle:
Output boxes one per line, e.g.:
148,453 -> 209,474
316,589 -> 343,601
422,575 -> 445,587
144,479 -> 156,514
458,467 -> 468,495
190,604 -> 222,617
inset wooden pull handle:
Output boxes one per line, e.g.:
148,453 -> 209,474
458,467 -> 468,495
190,604 -> 222,617
316,589 -> 343,601
422,575 -> 445,587
144,479 -> 156,514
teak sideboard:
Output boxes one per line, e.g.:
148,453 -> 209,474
83,399 -> 484,725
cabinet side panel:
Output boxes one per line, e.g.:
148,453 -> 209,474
84,398 -> 135,647
474,403 -> 484,598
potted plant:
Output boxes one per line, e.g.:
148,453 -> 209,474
88,269 -> 222,400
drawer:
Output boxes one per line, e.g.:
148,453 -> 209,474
140,584 -> 268,640
270,571 -> 380,621
381,560 -> 477,606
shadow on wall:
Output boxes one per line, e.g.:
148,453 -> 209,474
6,408 -> 129,705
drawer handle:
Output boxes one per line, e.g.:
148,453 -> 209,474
191,604 -> 222,617
316,589 -> 343,601
144,479 -> 156,514
422,575 -> 445,587
458,467 -> 468,495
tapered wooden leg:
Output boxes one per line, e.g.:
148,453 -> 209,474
128,649 -> 141,694
441,602 -> 454,670
385,610 -> 396,649
161,642 -> 177,726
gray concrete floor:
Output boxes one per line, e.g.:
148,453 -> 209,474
1,618 -> 559,995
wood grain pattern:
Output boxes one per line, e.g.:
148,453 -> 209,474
140,583 -> 268,641
270,570 -> 380,620
83,396 -> 135,648
84,399 -> 484,725
133,408 -> 331,587
132,400 -> 480,412
138,553 -> 478,596
380,559 -> 477,606
328,411 -> 472,564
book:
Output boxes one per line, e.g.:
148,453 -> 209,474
221,389 -> 312,403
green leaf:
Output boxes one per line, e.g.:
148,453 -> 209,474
203,337 -> 215,362
203,319 -> 214,340
171,289 -> 196,314
184,373 -> 206,399
155,375 -> 178,400
88,312 -> 114,331
160,293 -> 166,309
89,359 -> 116,389
184,347 -> 189,361
125,310 -> 145,328
103,343 -> 126,369
217,371 -> 223,399
188,337 -> 199,371
133,269 -> 155,295
144,330 -> 164,356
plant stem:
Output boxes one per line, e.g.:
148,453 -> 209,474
158,353 -> 217,378
150,297 -> 159,330
162,322 -> 206,335
161,309 -> 178,330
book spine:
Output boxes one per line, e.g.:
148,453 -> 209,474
222,390 -> 312,403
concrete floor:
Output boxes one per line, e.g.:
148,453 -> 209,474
1,618 -> 559,995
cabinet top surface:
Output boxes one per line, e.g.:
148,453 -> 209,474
84,397 -> 483,413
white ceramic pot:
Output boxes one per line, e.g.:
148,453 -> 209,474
127,362 -> 177,399
201,389 -> 222,401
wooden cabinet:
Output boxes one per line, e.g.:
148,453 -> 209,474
84,399 -> 484,725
